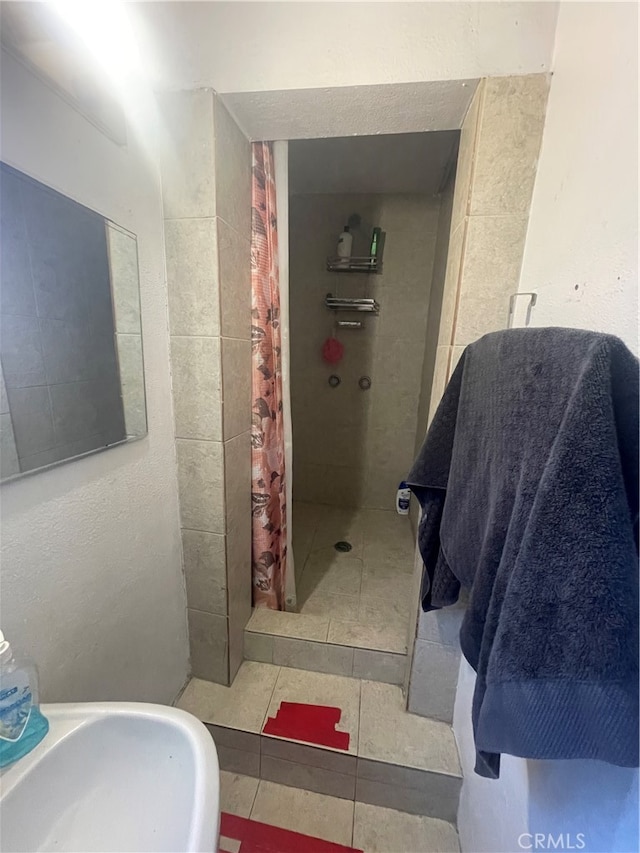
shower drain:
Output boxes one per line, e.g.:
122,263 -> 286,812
334,541 -> 352,553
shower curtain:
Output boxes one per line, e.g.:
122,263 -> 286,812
251,142 -> 288,610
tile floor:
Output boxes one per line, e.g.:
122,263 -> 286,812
246,502 -> 417,655
219,771 -> 460,852
178,664 -> 461,775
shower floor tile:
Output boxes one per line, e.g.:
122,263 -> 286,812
293,502 -> 416,655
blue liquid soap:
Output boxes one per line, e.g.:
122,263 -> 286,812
0,631 -> 49,768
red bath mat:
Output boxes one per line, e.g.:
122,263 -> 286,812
262,701 -> 350,751
220,812 -> 363,853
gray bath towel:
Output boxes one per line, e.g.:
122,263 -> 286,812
407,328 -> 639,779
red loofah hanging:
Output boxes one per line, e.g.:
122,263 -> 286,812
322,337 -> 344,364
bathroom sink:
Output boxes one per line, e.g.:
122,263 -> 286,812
0,702 -> 220,852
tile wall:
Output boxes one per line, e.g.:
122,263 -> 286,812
431,74 -> 551,407
406,74 -> 550,722
158,91 -> 252,685
290,193 -> 440,509
0,165 -> 126,474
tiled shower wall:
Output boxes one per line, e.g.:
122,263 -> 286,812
407,74 -> 550,723
158,91 -> 252,685
290,193 -> 441,509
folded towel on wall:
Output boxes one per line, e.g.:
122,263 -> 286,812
407,328 -> 639,779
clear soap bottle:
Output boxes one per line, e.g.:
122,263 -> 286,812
0,630 -> 49,768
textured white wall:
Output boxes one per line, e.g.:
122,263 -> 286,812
141,1 -> 558,93
454,658 -> 530,853
0,49 -> 189,703
455,5 -> 639,851
519,2 -> 638,355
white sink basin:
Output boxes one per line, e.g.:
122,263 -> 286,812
0,702 -> 220,852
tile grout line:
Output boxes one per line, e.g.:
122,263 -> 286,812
247,775 -> 261,819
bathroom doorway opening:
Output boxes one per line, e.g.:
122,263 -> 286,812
248,129 -> 461,665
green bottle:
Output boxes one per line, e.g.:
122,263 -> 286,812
370,227 -> 382,258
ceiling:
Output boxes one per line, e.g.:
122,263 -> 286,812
288,131 -> 459,196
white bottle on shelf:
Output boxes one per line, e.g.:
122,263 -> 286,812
336,225 -> 352,267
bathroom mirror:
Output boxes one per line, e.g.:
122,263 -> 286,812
0,162 -> 147,482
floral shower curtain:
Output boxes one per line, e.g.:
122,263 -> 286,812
251,142 -> 287,610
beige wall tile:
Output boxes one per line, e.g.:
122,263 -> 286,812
355,776 -> 460,825
244,631 -> 274,664
214,99 -> 251,241
292,462 -> 329,505
369,382 -> 419,436
171,336 -> 222,440
217,744 -> 260,777
427,346 -> 451,425
224,430 -> 251,533
450,81 -> 483,232
436,220 -> 465,349
176,439 -> 224,533
415,177 -> 455,455
364,459 -> 410,511
262,732 -> 356,776
157,90 -> 216,219
224,428 -> 251,678
228,615 -> 246,685
371,336 -> 424,389
290,192 -> 437,506
272,636 -> 354,677
407,639 -> 460,723
470,74 -> 550,216
166,219 -> 220,337
227,505 -> 252,682
323,464 -> 366,508
377,193 -> 441,236
218,218 -> 251,340
260,755 -> 356,801
207,724 -> 261,753
417,603 -> 465,647
377,285 -> 430,342
352,649 -> 406,685
183,529 -> 227,616
363,426 -> 416,484
454,214 -> 528,346
449,345 -> 465,378
358,755 -> 459,792
222,337 -> 251,440
188,608 -> 229,684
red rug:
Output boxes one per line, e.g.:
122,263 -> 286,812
262,702 -> 350,751
219,812 -> 363,853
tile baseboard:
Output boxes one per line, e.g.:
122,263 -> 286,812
206,723 -> 461,823
244,631 -> 406,685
